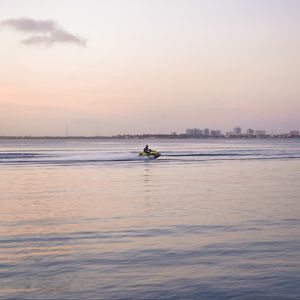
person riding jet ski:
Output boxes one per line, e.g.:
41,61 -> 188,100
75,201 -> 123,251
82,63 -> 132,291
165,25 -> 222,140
143,145 -> 151,154
139,145 -> 161,159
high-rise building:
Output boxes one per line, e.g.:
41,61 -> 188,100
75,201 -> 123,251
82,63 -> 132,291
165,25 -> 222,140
246,129 -> 254,135
204,128 -> 210,136
233,127 -> 241,135
186,128 -> 203,137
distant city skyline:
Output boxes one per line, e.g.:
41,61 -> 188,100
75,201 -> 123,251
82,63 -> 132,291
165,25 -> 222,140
1,0 -> 300,136
1,122 -> 300,137
1,125 -> 299,138
185,126 -> 299,138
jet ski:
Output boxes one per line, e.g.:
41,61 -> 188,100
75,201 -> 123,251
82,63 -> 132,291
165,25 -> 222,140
139,149 -> 161,159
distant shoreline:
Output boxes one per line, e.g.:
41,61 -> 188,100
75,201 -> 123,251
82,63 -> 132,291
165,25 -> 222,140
0,134 -> 299,140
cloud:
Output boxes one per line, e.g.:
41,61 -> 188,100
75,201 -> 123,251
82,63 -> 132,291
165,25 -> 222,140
1,18 -> 56,33
1,17 -> 86,46
22,29 -> 86,46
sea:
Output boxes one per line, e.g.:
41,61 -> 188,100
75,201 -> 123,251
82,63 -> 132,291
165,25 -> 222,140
1,138 -> 300,299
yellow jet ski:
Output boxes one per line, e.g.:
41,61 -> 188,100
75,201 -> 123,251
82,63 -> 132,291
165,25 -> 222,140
139,149 -> 161,159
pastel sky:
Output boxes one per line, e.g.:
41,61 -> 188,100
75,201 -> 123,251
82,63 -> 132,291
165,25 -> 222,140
0,0 -> 299,136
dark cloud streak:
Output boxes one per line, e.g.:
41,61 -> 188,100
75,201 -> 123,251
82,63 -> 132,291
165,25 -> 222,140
21,30 -> 86,46
1,17 -> 86,47
1,18 -> 56,33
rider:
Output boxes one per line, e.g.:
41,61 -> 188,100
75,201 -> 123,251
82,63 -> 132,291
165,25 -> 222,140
143,145 -> 151,154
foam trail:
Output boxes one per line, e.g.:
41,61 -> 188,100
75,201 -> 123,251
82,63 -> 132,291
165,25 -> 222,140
1,139 -> 300,166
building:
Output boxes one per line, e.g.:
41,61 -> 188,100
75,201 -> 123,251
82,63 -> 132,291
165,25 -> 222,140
186,129 -> 193,136
211,130 -> 222,137
246,129 -> 254,135
204,128 -> 210,136
255,130 -> 266,137
186,128 -> 203,137
233,127 -> 242,135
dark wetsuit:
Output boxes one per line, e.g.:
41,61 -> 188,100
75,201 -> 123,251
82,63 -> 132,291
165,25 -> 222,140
144,145 -> 151,154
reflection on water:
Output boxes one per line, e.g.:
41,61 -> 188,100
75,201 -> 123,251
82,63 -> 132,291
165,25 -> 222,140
0,139 -> 300,299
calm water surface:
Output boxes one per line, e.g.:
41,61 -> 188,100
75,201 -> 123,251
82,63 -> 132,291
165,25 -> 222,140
1,138 -> 300,299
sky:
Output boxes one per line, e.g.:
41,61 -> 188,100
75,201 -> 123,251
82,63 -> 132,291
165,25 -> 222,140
0,0 -> 299,136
